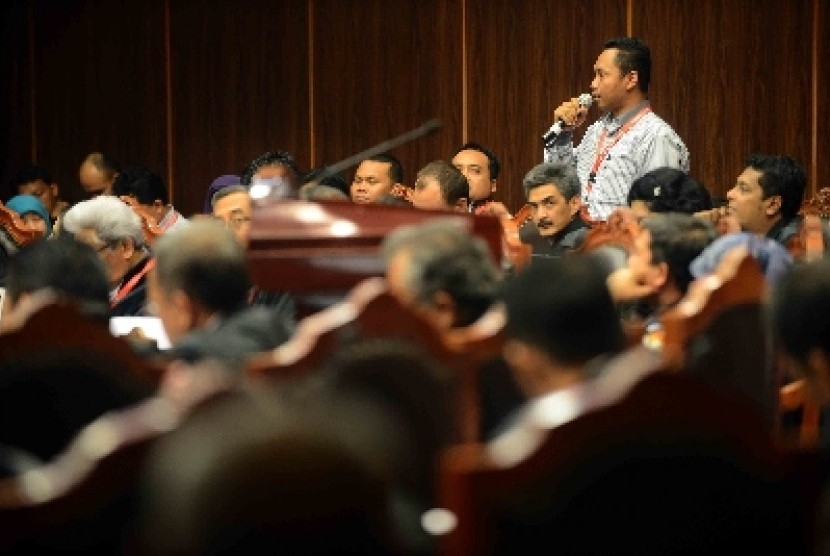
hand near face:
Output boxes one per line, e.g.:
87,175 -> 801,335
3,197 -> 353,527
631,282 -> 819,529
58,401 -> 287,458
553,97 -> 590,129
606,267 -> 659,303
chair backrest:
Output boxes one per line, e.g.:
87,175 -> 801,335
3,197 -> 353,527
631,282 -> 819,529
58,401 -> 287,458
661,248 -> 775,423
0,398 -> 176,551
436,347 -> 803,555
248,278 -> 488,441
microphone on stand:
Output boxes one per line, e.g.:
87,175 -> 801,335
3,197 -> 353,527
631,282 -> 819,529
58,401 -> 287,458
542,93 -> 593,147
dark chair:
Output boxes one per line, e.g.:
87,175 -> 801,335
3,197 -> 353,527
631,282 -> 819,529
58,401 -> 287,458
437,347 -> 806,555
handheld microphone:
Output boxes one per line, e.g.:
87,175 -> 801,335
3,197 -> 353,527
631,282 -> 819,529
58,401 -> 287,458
542,93 -> 593,146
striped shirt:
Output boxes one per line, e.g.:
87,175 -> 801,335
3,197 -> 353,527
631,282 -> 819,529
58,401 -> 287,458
543,101 -> 689,221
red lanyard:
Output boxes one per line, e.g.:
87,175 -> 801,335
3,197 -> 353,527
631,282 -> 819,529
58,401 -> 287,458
586,106 -> 652,191
111,258 -> 156,308
158,210 -> 179,232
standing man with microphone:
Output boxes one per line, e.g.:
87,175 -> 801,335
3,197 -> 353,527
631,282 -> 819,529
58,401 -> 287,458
544,37 -> 689,223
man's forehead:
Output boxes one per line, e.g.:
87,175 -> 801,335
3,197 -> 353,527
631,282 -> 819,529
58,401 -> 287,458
528,183 -> 562,202
595,48 -> 619,69
356,160 -> 391,176
737,167 -> 763,186
453,149 -> 488,166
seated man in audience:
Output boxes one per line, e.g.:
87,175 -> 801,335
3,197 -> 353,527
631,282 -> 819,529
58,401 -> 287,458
382,218 -> 500,330
12,164 -> 69,227
147,219 -> 293,370
211,185 -> 253,246
240,149 -> 302,198
382,219 -> 523,438
211,184 -> 294,318
5,194 -> 52,239
627,167 -> 713,219
409,161 -> 469,212
2,235 -> 110,327
78,151 -> 121,197
350,154 -> 405,204
500,256 -> 625,403
606,213 -> 716,347
451,142 -> 500,213
113,165 -> 189,233
522,162 -> 589,258
771,260 -> 830,550
62,196 -> 153,316
721,154 -> 806,246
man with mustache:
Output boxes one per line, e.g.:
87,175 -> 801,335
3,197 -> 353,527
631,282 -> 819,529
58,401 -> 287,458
523,162 -> 588,260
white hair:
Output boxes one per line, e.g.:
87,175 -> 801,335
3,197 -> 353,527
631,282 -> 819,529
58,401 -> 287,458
62,196 -> 145,248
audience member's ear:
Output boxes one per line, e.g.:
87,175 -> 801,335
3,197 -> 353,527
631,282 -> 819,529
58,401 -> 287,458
801,348 -> 830,405
454,198 -> 469,212
490,179 -> 497,194
503,339 -> 551,398
428,290 -> 457,330
764,195 -> 782,216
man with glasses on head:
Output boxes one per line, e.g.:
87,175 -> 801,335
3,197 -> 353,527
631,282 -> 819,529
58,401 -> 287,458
62,196 -> 153,316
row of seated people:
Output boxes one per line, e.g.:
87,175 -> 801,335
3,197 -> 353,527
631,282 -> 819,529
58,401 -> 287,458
0,202 -> 829,552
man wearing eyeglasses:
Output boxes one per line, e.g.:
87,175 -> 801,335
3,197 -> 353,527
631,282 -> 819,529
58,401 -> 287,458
211,185 -> 253,247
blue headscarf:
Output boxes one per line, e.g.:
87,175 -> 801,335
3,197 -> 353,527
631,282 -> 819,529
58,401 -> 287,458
689,232 -> 793,286
6,194 -> 53,236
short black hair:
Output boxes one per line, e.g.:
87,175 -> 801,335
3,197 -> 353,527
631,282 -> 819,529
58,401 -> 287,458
502,256 -> 624,365
12,164 -> 53,189
416,161 -> 469,206
453,142 -> 500,180
302,167 -> 350,196
745,154 -> 806,221
628,168 -> 713,214
241,150 -> 302,186
603,36 -> 651,93
112,166 -> 168,205
363,154 -> 404,184
771,259 -> 830,363
641,213 -> 717,295
6,235 -> 110,321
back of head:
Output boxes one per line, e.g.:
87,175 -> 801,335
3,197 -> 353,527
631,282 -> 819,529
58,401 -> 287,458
502,256 -> 624,365
416,161 -> 469,205
746,153 -> 806,221
61,195 -> 145,248
382,218 -> 499,326
522,162 -> 580,200
0,348 -> 152,462
771,259 -> 830,363
641,213 -> 717,294
603,36 -> 651,93
240,150 -> 302,186
628,168 -> 712,214
6,235 -> 109,320
112,165 -> 168,205
137,389 -> 394,555
153,218 -> 250,315
301,167 -> 351,196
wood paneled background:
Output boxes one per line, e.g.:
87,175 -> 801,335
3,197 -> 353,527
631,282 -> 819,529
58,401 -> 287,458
1,0 -> 826,216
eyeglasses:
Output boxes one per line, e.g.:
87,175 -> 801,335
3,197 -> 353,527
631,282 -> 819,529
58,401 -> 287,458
94,243 -> 111,254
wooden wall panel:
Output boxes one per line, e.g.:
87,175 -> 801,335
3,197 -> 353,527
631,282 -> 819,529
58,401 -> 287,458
635,0 -> 813,202
311,0 -> 462,186
465,0 -> 626,212
31,0 -> 168,203
0,0 -> 32,200
817,0 -> 830,193
169,0 -> 309,217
